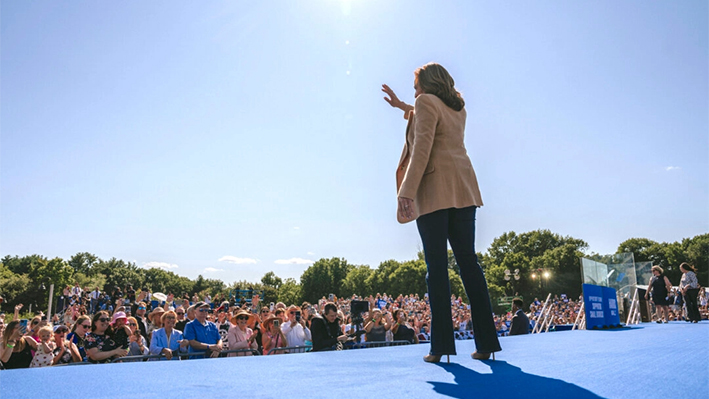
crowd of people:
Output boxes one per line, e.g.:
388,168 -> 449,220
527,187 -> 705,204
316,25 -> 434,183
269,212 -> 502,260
0,286 -> 512,369
1,265 -> 705,370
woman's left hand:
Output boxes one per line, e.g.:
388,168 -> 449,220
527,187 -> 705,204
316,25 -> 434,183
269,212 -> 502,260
398,197 -> 415,220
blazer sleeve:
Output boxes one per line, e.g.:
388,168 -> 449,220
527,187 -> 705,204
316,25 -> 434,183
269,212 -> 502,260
398,94 -> 439,200
149,329 -> 164,355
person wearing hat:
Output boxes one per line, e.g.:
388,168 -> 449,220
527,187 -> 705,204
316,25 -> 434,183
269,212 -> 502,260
262,315 -> 288,355
184,301 -> 222,359
110,311 -> 131,350
51,325 -> 81,365
227,310 -> 258,356
147,307 -> 165,343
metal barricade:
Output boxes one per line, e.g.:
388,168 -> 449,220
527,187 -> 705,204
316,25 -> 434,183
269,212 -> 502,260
350,340 -> 412,349
112,348 -> 260,362
266,345 -> 312,355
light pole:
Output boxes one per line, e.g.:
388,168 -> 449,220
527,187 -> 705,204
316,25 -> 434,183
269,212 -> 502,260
531,269 -> 551,290
504,269 -> 521,296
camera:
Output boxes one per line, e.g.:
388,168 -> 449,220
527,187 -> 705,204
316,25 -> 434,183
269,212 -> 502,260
273,319 -> 280,328
349,300 -> 369,327
295,311 -> 301,322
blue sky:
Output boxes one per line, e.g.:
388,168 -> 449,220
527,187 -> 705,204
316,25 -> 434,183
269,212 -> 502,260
2,1 -> 707,284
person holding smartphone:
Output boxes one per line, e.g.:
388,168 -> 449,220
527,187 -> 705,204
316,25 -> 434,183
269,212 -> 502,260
262,316 -> 287,355
1,320 -> 38,369
281,305 -> 311,347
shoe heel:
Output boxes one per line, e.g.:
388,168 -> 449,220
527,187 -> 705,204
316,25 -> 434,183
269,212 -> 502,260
492,352 -> 495,361
446,355 -> 449,364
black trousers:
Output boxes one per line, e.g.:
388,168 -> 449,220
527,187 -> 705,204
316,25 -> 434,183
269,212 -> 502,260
416,206 -> 502,355
684,288 -> 701,322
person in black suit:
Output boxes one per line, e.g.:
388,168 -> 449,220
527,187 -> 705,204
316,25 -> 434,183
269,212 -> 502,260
310,302 -> 349,352
509,298 -> 530,336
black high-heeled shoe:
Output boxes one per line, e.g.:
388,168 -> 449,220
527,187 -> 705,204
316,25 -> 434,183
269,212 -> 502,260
423,354 -> 450,363
471,351 -> 496,360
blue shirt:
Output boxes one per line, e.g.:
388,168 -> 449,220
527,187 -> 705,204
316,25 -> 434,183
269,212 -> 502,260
183,319 -> 220,359
149,328 -> 187,360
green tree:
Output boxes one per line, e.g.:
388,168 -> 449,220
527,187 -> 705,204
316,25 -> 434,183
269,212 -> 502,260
388,260 -> 427,297
482,230 -> 588,307
341,265 -> 374,298
683,234 -> 708,285
67,252 -> 100,276
366,259 -> 402,295
299,257 -> 352,302
261,271 -> 283,290
277,278 -> 302,305
0,263 -> 32,313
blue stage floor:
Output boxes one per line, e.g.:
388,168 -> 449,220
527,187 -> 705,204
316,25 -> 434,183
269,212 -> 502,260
1,322 -> 707,399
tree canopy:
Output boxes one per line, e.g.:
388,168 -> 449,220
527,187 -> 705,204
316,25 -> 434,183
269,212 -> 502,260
1,232 -> 705,315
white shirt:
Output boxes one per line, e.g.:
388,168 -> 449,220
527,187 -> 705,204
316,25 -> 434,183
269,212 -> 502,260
91,290 -> 100,300
280,321 -> 311,347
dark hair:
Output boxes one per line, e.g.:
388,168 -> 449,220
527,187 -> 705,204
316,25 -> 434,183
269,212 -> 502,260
513,298 -> 524,308
91,311 -> 113,335
415,63 -> 465,111
323,302 -> 337,315
679,263 -> 696,273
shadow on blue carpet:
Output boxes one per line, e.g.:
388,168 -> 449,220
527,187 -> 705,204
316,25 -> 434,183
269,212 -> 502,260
429,361 -> 601,399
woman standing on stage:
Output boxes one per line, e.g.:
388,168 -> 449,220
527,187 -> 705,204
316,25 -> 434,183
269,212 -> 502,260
382,63 -> 501,363
645,265 -> 672,323
679,263 -> 701,323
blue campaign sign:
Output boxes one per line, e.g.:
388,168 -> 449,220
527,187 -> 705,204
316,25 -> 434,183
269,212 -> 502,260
602,286 -> 621,327
583,284 -> 606,329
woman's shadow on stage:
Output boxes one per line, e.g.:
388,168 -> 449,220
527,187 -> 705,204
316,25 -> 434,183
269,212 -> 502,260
429,361 -> 601,399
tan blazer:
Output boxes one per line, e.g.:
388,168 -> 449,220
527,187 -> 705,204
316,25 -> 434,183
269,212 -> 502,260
396,94 -> 483,223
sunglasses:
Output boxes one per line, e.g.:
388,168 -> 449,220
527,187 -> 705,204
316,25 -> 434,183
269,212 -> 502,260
236,316 -> 249,321
261,310 -> 270,313
98,318 -> 110,323
31,320 -> 39,325
138,307 -> 146,310
55,329 -> 69,334
289,312 -> 296,315
176,312 -> 185,315
198,308 -> 209,313
128,323 -> 137,326
81,324 -> 91,329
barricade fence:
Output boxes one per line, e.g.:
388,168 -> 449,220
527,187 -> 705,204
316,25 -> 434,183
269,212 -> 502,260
55,341 -> 413,366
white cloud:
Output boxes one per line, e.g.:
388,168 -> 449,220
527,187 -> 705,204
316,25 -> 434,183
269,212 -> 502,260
293,227 -> 300,230
143,261 -> 178,270
204,267 -> 224,272
218,256 -> 259,264
307,251 -> 315,256
665,166 -> 681,171
275,257 -> 314,265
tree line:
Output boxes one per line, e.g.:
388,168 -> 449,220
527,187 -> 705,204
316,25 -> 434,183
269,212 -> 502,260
1,231 -> 706,315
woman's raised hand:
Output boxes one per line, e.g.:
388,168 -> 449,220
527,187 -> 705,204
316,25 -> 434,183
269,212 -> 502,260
382,84 -> 406,110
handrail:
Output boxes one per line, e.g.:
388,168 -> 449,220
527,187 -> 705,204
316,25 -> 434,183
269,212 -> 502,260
531,293 -> 552,334
572,301 -> 585,330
